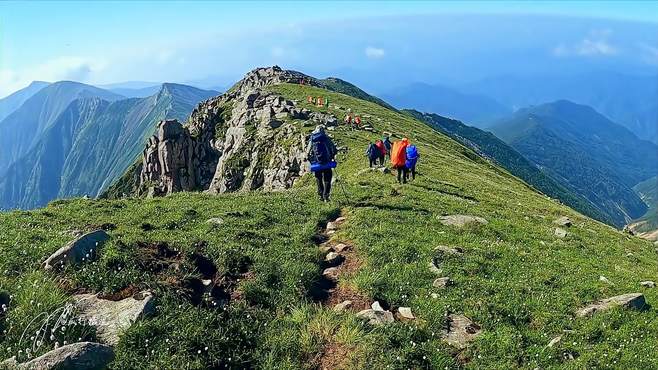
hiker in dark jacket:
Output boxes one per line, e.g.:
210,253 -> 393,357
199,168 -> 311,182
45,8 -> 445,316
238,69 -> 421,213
366,142 -> 380,168
308,125 -> 337,202
405,144 -> 419,181
383,136 -> 392,159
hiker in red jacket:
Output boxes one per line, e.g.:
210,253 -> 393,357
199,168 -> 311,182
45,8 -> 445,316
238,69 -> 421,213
374,139 -> 387,166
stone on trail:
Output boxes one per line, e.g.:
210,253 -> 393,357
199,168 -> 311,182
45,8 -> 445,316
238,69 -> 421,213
397,307 -> 415,321
554,216 -> 573,227
428,261 -> 442,275
641,281 -> 656,288
43,230 -> 110,270
442,314 -> 482,349
576,293 -> 647,317
554,228 -> 567,238
433,277 -> 452,289
434,245 -> 464,256
371,301 -> 385,312
326,221 -> 338,231
322,267 -> 340,282
324,252 -> 343,264
73,291 -> 155,345
333,243 -> 350,253
438,215 -> 488,228
11,342 -> 114,370
356,308 -> 394,325
333,300 -> 352,312
334,216 -> 346,223
548,335 -> 562,348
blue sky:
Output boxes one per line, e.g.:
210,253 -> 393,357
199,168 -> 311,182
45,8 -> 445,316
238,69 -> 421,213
0,1 -> 657,97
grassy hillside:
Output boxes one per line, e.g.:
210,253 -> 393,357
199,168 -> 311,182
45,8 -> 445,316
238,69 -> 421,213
1,82 -> 657,369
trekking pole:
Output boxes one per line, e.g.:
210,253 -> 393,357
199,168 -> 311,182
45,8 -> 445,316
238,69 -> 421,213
333,168 -> 352,206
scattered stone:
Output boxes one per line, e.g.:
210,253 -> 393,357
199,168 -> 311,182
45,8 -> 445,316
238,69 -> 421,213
434,245 -> 464,256
442,314 -> 482,349
548,335 -> 562,348
334,300 -> 352,312
371,301 -> 385,311
43,230 -> 110,270
326,222 -> 338,231
319,245 -> 333,254
326,230 -> 336,236
554,228 -> 567,238
641,281 -> 656,288
333,243 -> 350,253
576,293 -> 647,317
431,293 -> 439,299
438,215 -> 488,228
554,216 -> 573,227
334,217 -> 346,223
428,261 -> 442,275
73,291 -> 155,345
13,342 -> 114,370
356,308 -> 394,325
324,252 -> 343,265
397,307 -> 415,321
206,218 -> 224,225
433,277 -> 452,289
323,267 -> 340,282
599,275 -> 613,285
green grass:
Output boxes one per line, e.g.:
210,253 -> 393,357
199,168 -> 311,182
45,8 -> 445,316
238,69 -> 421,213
1,83 -> 657,369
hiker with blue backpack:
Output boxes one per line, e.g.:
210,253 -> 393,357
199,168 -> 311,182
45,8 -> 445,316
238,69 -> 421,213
405,143 -> 419,181
308,125 -> 337,202
365,141 -> 385,167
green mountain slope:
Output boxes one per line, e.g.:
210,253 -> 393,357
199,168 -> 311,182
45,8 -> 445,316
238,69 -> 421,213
0,81 -> 50,122
0,81 -> 124,175
490,100 -> 658,228
383,82 -> 511,127
629,176 -> 658,240
405,109 -> 615,226
1,69 -> 658,369
0,84 -> 216,210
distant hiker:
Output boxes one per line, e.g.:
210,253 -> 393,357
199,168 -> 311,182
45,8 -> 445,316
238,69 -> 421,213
405,144 -> 419,181
366,142 -> 381,168
307,96 -> 313,104
391,138 -> 409,183
308,125 -> 337,202
374,139 -> 387,165
354,116 -> 362,129
344,113 -> 352,128
324,97 -> 329,108
383,136 -> 392,158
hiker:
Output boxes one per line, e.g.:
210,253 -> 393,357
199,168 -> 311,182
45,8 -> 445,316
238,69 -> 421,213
344,113 -> 352,128
391,138 -> 409,183
308,125 -> 337,202
354,116 -> 362,129
383,136 -> 392,158
405,143 -> 419,181
374,139 -> 387,165
366,142 -> 381,168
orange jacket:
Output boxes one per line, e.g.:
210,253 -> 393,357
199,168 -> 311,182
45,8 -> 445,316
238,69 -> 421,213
391,138 -> 409,168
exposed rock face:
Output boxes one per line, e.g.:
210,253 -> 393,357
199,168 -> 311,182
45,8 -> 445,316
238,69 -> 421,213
10,342 -> 114,370
576,293 -> 647,317
138,66 -> 322,197
43,230 -> 110,270
72,291 -> 155,345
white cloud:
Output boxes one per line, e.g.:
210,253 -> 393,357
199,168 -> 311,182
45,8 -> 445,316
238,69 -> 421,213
552,29 -> 618,58
365,46 -> 385,59
0,56 -> 106,98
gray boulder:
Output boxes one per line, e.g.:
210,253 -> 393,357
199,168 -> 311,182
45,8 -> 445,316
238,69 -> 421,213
554,216 -> 573,227
43,230 -> 109,270
438,215 -> 488,228
554,228 -> 568,238
442,314 -> 482,349
397,307 -> 415,321
322,267 -> 340,282
576,293 -> 647,317
356,308 -> 394,325
73,291 -> 154,345
333,300 -> 352,312
641,281 -> 656,288
13,342 -> 114,370
433,277 -> 452,289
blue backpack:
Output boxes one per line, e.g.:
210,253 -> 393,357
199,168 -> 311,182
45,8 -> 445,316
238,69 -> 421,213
310,132 -> 337,171
405,145 -> 418,168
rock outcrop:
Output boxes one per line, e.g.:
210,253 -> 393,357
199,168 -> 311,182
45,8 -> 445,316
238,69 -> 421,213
438,215 -> 488,228
7,342 -> 114,370
138,66 -> 327,197
576,293 -> 647,317
43,230 -> 110,270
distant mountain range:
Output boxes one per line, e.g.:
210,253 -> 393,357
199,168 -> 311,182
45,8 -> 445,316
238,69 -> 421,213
628,176 -> 658,240
0,81 -> 50,122
490,100 -> 658,227
405,109 -> 615,226
383,83 -> 511,127
0,81 -> 216,210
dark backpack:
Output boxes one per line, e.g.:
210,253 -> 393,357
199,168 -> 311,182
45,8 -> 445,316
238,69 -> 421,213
367,143 -> 380,160
310,132 -> 331,164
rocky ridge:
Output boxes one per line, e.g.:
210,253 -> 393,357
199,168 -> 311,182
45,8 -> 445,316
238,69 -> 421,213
138,66 -> 337,197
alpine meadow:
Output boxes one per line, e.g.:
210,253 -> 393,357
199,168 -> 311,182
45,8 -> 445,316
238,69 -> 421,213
0,2 -> 657,370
